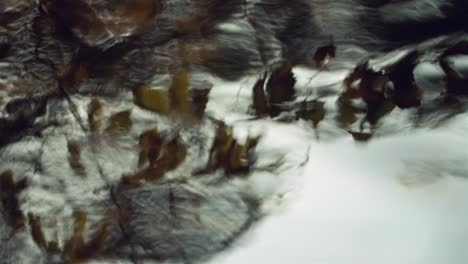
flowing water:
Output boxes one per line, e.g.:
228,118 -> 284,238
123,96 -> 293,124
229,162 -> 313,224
1,1 -> 467,264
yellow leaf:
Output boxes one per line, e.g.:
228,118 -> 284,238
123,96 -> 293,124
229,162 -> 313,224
133,85 -> 170,114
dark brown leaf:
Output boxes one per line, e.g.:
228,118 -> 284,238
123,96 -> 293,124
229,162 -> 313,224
252,73 -> 269,116
28,213 -> 48,251
191,85 -> 212,119
314,44 -> 336,67
266,64 -> 296,116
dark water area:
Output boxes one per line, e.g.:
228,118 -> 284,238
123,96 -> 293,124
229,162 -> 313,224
1,1 -> 467,264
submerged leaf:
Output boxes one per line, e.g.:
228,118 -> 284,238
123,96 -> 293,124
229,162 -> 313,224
314,44 -> 336,67
123,132 -> 187,186
158,137 -> 188,172
296,100 -> 326,128
64,210 -> 87,262
0,170 -> 27,230
169,70 -> 192,116
252,73 -> 269,116
104,110 -> 132,134
88,98 -> 104,133
67,141 -> 85,175
342,62 -> 395,127
226,137 -> 259,174
197,122 -> 258,175
138,128 -> 163,168
133,85 -> 171,114
28,214 -> 48,251
74,223 -> 109,260
344,61 -> 369,90
266,64 -> 296,116
336,90 -> 361,128
134,71 -> 202,119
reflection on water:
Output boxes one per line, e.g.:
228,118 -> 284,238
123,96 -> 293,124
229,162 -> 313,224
1,0 -> 468,263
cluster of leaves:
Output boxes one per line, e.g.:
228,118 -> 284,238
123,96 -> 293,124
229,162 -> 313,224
88,97 -> 133,135
252,64 -> 326,127
29,209 -> 109,264
337,40 -> 468,141
196,121 -> 259,175
337,52 -> 423,140
0,170 -> 110,263
121,128 -> 187,186
133,70 -> 212,121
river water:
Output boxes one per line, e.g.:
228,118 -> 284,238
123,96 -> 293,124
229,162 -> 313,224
1,1 -> 468,264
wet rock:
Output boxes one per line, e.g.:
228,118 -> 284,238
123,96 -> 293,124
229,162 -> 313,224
42,0 -> 160,48
113,182 -> 255,262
